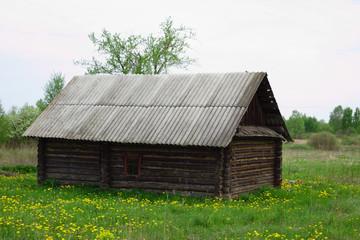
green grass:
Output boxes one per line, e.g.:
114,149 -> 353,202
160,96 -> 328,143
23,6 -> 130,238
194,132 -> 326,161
0,164 -> 37,174
0,146 -> 360,239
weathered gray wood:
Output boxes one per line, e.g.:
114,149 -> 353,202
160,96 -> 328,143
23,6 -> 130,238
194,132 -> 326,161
232,175 -> 274,187
46,173 -> 101,182
100,142 -> 110,189
57,179 -> 100,185
110,180 -> 214,193
214,149 -> 223,197
46,161 -> 99,170
46,167 -> 99,175
37,138 -> 46,185
222,146 -> 232,196
229,137 -> 280,197
274,139 -> 283,187
231,182 -> 274,196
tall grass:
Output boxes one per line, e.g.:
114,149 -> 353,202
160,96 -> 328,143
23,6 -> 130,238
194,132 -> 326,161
0,145 -> 359,239
0,141 -> 37,166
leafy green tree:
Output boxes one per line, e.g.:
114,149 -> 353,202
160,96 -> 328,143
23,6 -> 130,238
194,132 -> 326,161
75,17 -> 196,75
341,107 -> 353,131
0,101 -> 10,144
329,105 -> 343,132
303,116 -> 320,133
286,110 -> 305,138
353,107 -> 360,133
318,119 -> 332,132
5,104 -> 40,144
36,72 -> 65,111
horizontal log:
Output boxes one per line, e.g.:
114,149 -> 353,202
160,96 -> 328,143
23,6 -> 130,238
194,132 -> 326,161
232,169 -> 274,179
110,180 -> 214,192
46,167 -> 99,175
46,153 -> 100,159
109,156 -> 216,165
231,175 -> 274,187
120,188 -> 212,197
109,169 -> 215,180
231,162 -> 274,171
109,175 -> 214,185
139,169 -> 215,179
232,150 -> 275,158
231,166 -> 274,176
143,154 -> 217,161
141,162 -> 216,171
141,165 -> 216,172
46,173 -> 101,182
231,182 -> 274,196
231,158 -> 274,166
111,144 -> 220,154
108,164 -> 125,168
46,161 -> 99,170
46,139 -> 100,148
46,147 -> 100,155
56,179 -> 100,185
232,145 -> 275,152
46,156 -> 100,164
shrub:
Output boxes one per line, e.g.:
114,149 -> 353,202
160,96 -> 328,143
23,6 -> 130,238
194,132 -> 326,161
342,135 -> 360,146
308,132 -> 339,150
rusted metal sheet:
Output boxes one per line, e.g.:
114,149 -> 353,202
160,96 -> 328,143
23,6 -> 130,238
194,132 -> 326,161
23,72 -> 288,147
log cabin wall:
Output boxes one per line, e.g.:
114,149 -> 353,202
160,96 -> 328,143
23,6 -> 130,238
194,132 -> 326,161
42,138 -> 102,185
109,143 -> 221,197
240,93 -> 265,126
228,137 -> 281,198
39,138 -> 222,197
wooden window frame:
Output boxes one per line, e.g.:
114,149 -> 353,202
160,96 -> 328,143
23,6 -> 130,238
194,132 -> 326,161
124,153 -> 142,177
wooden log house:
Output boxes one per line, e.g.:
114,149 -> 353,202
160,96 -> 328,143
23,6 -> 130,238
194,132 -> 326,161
24,72 -> 291,198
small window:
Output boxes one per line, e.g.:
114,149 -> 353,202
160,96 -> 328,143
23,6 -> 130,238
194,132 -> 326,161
125,153 -> 141,177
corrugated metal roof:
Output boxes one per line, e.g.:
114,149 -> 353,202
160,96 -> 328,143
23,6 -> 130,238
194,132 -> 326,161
236,126 -> 285,140
24,72 -> 278,147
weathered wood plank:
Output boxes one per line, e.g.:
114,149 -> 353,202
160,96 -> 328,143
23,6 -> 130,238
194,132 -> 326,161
111,144 -> 219,155
38,138 -> 46,185
110,180 -> 214,192
232,175 -> 274,187
46,156 -> 100,164
231,182 -> 274,196
100,142 -> 110,189
46,162 -> 99,170
46,167 -> 99,175
46,173 -> 101,182
46,153 -> 100,159
56,180 -> 100,185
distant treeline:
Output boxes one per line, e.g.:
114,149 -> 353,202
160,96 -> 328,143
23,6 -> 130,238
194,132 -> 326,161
284,106 -> 360,138
0,72 -> 65,146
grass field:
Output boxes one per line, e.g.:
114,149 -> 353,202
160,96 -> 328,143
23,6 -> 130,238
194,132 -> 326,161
0,143 -> 360,239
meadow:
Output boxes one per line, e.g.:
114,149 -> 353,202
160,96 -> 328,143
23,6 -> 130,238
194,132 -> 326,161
0,142 -> 360,239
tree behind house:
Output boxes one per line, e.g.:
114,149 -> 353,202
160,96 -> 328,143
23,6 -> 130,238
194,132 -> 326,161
36,72 -> 65,112
75,17 -> 197,75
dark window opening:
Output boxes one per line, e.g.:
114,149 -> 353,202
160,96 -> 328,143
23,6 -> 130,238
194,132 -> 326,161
125,153 -> 141,177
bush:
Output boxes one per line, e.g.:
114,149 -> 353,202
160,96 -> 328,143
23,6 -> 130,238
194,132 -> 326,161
342,135 -> 360,146
308,132 -> 339,150
5,104 -> 40,145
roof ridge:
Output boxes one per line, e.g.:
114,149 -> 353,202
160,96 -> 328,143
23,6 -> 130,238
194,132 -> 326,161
51,103 -> 246,108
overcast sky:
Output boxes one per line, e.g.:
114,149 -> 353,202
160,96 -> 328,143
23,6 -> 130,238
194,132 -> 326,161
1,0 -> 359,121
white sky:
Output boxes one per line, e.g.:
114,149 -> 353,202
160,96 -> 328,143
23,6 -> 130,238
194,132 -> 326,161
1,0 -> 359,121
